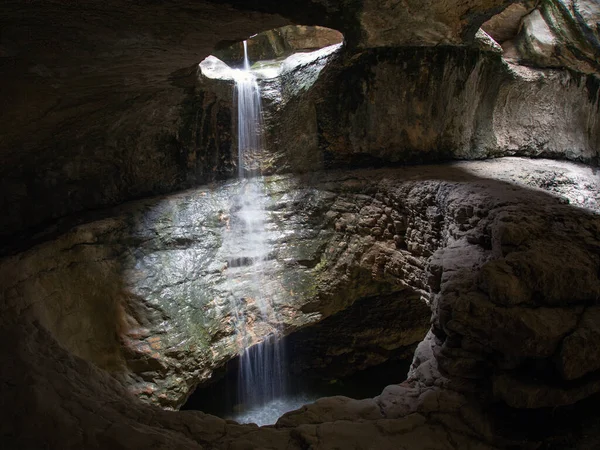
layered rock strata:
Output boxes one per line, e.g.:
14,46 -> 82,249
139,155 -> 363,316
510,0 -> 600,74
2,158 -> 600,449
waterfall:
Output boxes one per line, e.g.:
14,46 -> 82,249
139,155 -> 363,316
226,40 -> 287,425
235,40 -> 263,179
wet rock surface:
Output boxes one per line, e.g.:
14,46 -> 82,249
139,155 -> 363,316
312,47 -> 599,167
198,45 -> 600,175
0,0 -> 515,240
2,1 -> 600,447
2,157 -> 600,449
0,1 -> 290,240
1,163 -> 439,409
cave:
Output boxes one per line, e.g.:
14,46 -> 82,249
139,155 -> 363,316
1,1 -> 600,449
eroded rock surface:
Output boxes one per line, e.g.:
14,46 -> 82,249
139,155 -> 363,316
511,0 -> 600,74
3,1 -> 600,447
6,0 -> 599,241
2,157 -> 600,449
482,1 -> 540,44
312,48 -> 599,166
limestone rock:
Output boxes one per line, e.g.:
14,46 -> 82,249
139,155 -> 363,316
511,0 -> 600,74
199,44 -> 599,179
3,157 -> 600,417
493,373 -> 600,408
2,158 -> 600,448
481,1 -> 540,43
557,307 -> 600,380
2,0 -> 600,447
276,396 -> 382,427
474,29 -> 504,53
3,0 -> 599,242
283,47 -> 599,170
357,0 -> 517,48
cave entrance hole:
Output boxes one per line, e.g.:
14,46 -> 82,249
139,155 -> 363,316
182,291 -> 431,426
198,24 -> 344,108
197,24 -> 344,178
208,25 -> 344,73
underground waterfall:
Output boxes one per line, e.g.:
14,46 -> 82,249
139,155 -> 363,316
223,40 -> 289,426
183,28 -> 424,426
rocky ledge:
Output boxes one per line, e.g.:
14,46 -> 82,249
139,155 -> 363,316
1,157 -> 599,449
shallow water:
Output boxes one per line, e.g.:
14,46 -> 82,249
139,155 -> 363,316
183,358 -> 411,426
225,393 -> 319,426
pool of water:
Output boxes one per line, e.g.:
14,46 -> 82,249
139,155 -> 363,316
223,393 -> 320,426
182,357 -> 411,426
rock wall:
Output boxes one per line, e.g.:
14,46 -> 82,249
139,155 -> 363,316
482,1 -> 540,43
2,157 -> 600,448
308,47 -> 600,166
2,0 -> 600,448
201,45 -> 599,171
1,167 -> 440,408
3,0 -> 599,243
0,0 -> 291,242
0,0 -> 517,241
284,291 -> 430,379
511,0 -> 600,74
0,66 -> 239,246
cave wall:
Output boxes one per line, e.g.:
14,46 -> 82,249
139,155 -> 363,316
0,1 -> 290,242
0,0 -> 518,243
2,0 -> 599,244
285,292 -> 431,380
0,169 -> 439,408
2,0 -> 600,447
2,158 -> 600,449
511,0 -> 600,75
2,157 -> 599,414
196,42 -> 599,175
267,46 -> 600,168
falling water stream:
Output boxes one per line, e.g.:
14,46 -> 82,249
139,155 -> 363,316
225,40 -> 289,426
187,39 -> 414,425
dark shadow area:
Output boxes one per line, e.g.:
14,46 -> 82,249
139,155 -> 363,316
284,292 -> 429,379
181,290 -> 428,421
489,394 -> 600,449
181,354 -> 411,421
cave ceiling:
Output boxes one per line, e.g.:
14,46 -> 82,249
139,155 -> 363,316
0,0 -> 513,158
0,0 -> 527,242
